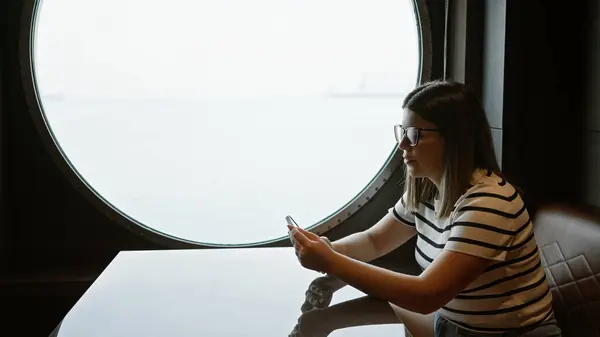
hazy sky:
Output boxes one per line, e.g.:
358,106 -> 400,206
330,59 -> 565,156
34,0 -> 419,99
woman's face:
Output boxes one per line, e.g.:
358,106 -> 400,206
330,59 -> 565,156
398,109 -> 446,186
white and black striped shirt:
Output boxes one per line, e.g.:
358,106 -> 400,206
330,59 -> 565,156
388,168 -> 554,333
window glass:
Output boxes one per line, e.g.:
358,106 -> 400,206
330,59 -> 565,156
33,0 -> 420,245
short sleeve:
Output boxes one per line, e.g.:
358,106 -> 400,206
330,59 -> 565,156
388,193 -> 416,228
444,188 -> 523,261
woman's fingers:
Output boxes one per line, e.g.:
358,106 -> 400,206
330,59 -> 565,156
296,226 -> 321,240
293,228 -> 312,246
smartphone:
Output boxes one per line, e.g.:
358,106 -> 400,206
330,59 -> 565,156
286,215 -> 299,244
285,215 -> 299,228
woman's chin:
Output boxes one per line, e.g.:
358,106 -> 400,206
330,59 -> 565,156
405,162 -> 423,177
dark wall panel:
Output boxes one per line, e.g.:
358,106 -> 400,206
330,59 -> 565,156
583,0 -> 600,207
1,0 -> 8,276
586,0 -> 600,132
499,0 -> 588,211
481,0 -> 506,131
1,55 -> 4,273
446,0 -> 467,82
583,132 -> 600,207
490,128 -> 503,169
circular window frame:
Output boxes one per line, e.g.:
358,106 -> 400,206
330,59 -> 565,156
19,0 -> 433,248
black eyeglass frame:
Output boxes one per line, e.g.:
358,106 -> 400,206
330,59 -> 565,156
393,124 -> 440,147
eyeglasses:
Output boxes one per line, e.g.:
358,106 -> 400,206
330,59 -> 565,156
394,124 -> 440,147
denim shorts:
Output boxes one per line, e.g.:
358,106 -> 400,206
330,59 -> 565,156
433,313 -> 563,337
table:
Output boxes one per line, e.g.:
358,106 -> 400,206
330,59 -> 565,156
50,247 -> 406,337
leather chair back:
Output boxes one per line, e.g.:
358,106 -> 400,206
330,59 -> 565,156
534,204 -> 600,337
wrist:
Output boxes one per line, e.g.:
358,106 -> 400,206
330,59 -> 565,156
323,250 -> 344,275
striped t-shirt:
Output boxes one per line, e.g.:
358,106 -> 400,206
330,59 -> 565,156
388,168 -> 554,333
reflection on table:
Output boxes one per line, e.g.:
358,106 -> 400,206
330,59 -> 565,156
50,248 -> 405,337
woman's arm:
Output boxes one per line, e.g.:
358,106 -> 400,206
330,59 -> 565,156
310,213 -> 416,293
331,213 -> 417,263
323,248 -> 492,314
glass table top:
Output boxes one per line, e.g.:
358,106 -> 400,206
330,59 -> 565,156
51,247 -> 406,337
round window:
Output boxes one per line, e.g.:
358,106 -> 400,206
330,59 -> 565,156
33,0 -> 421,245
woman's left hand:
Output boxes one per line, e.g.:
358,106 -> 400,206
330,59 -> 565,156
288,225 -> 338,274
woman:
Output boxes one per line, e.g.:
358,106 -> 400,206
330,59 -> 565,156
288,80 -> 562,337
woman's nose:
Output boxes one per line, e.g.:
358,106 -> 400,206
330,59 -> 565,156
397,137 -> 411,151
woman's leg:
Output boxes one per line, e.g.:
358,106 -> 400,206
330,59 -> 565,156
389,303 -> 435,337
